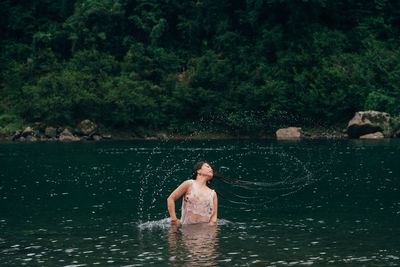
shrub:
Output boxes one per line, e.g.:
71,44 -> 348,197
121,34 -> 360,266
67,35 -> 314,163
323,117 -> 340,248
0,114 -> 24,135
364,91 -> 397,114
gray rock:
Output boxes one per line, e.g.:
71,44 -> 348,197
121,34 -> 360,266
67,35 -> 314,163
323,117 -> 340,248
393,129 -> 400,138
11,130 -> 22,141
359,132 -> 384,139
45,127 -> 57,138
39,135 -> 49,141
92,135 -> 102,141
156,133 -> 168,140
25,135 -> 38,142
59,128 -> 80,142
21,127 -> 35,137
76,120 -> 98,136
347,111 -> 390,138
102,134 -> 112,139
276,127 -> 302,140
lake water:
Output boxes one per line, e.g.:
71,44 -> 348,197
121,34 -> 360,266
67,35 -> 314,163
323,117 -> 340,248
0,140 -> 399,266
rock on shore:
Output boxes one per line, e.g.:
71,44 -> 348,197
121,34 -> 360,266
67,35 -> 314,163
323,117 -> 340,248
45,127 -> 57,138
347,111 -> 389,138
8,119 -> 112,142
276,127 -> 302,140
76,120 -> 98,136
59,128 -> 80,142
359,132 -> 384,139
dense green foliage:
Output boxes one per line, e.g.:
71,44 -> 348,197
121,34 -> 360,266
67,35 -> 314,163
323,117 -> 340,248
2,0 -> 400,134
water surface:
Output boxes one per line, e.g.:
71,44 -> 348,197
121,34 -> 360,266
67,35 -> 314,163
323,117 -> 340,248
0,140 -> 399,266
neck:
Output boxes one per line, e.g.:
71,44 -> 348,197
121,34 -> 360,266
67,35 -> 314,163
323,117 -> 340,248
195,176 -> 208,187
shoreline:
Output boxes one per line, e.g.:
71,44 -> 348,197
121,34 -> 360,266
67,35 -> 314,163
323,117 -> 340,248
0,127 -> 349,142
3,111 -> 397,142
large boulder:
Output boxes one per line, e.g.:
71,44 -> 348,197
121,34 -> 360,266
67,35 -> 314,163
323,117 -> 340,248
76,120 -> 98,136
359,132 -> 384,139
276,127 -> 302,140
347,111 -> 390,138
59,128 -> 80,142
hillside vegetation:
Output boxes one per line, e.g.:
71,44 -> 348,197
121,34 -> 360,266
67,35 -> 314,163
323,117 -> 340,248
1,0 -> 400,135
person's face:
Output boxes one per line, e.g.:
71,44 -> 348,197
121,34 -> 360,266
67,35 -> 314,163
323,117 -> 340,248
198,163 -> 213,179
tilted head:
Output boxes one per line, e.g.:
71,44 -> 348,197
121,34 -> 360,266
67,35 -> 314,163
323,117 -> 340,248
191,161 -> 214,180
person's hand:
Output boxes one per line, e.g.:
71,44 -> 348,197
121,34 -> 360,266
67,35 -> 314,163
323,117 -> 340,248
170,218 -> 181,225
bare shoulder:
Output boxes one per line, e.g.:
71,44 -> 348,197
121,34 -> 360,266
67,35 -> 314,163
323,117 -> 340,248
182,179 -> 193,187
168,180 -> 193,200
177,179 -> 193,191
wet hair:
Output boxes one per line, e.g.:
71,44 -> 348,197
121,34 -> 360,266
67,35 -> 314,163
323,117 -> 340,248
190,161 -> 208,180
190,161 -> 266,201
190,161 -> 317,207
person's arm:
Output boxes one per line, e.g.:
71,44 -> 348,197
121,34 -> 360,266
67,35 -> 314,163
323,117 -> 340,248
209,191 -> 218,225
167,180 -> 191,224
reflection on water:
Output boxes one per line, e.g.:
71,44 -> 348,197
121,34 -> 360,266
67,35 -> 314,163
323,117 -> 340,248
168,223 -> 219,267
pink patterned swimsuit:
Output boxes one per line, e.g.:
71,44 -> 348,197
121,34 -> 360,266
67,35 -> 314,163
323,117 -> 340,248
181,180 -> 215,225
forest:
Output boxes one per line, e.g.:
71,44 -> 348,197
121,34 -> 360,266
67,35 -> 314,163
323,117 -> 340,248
1,0 -> 400,136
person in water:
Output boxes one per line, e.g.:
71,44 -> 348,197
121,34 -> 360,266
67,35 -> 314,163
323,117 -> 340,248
167,162 -> 218,225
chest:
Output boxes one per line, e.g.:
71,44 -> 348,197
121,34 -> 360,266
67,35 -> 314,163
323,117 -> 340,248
184,187 -> 213,204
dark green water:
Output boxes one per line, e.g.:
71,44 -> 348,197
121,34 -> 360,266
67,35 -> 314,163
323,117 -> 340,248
0,140 -> 399,266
